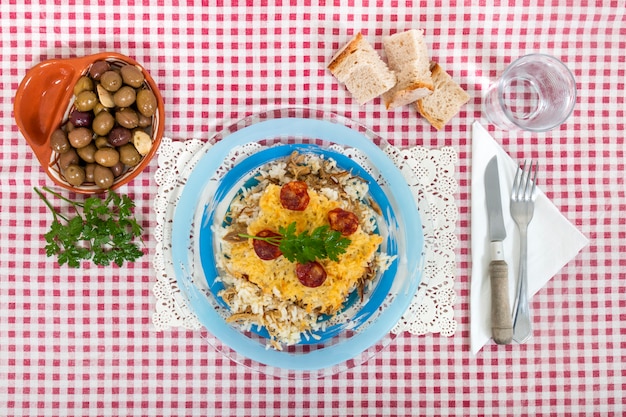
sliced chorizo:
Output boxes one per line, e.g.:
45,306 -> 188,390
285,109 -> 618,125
295,261 -> 327,288
252,229 -> 282,260
280,181 -> 310,211
327,208 -> 359,236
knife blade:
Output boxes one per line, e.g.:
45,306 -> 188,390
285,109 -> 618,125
484,156 -> 513,345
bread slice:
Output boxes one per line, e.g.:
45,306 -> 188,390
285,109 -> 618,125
382,29 -> 434,109
328,33 -> 396,105
382,61 -> 434,109
416,62 -> 470,130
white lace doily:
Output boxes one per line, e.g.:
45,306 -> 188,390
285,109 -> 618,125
152,137 -> 458,337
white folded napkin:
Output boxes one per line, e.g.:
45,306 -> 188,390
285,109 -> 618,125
470,121 -> 588,354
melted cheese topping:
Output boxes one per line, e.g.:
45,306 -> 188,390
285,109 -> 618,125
227,183 -> 382,315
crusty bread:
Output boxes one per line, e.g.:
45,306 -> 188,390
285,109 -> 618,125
416,62 -> 470,130
382,29 -> 434,109
382,61 -> 434,109
328,33 -> 396,105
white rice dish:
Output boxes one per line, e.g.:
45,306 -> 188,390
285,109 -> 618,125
214,151 -> 395,350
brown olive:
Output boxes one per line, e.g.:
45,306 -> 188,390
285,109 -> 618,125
74,90 -> 98,112
110,161 -> 126,178
76,142 -> 97,163
84,163 -> 96,182
64,164 -> 86,186
115,108 -> 139,129
92,111 -> 115,136
136,89 -> 157,117
120,65 -> 145,88
73,76 -> 94,96
50,129 -> 70,153
118,143 -> 141,167
100,70 -> 123,92
58,148 -> 79,170
68,127 -> 93,149
89,60 -> 110,80
69,110 -> 93,127
137,113 -> 151,128
108,126 -> 131,147
95,136 -> 113,149
93,165 -> 114,189
113,86 -> 136,108
94,147 -> 120,167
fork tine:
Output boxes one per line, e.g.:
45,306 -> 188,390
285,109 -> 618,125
530,160 -> 538,195
523,160 -> 537,199
523,160 -> 532,199
512,161 -> 523,200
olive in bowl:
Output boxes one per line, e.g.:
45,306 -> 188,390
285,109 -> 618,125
14,52 -> 164,194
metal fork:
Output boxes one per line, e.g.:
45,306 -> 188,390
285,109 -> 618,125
510,160 -> 538,343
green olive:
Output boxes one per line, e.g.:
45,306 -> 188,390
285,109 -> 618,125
115,108 -> 139,129
136,89 -> 157,117
113,86 -> 136,108
76,142 -> 97,163
58,148 -> 79,170
92,111 -> 115,136
84,163 -> 96,182
93,165 -> 114,189
94,147 -> 120,167
73,76 -> 94,96
64,164 -> 86,186
120,65 -> 145,88
95,136 -> 112,149
100,70 -> 123,92
93,102 -> 107,115
74,90 -> 98,112
118,143 -> 141,167
67,127 -> 93,149
50,129 -> 70,154
137,113 -> 151,128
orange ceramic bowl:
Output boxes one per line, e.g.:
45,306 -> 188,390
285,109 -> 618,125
14,52 -> 164,194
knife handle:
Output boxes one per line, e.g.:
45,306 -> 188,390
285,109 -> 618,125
490,258 -> 513,345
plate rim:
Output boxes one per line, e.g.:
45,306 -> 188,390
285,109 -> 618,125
170,111 -> 424,371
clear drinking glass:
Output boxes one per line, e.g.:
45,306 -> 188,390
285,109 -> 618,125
483,54 -> 577,132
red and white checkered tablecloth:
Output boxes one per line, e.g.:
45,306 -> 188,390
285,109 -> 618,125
1,1 -> 624,415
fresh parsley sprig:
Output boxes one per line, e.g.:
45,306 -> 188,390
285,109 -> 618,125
239,222 -> 351,264
34,186 -> 144,268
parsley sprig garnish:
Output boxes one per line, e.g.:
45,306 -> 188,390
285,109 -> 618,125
239,222 -> 351,264
34,186 -> 144,268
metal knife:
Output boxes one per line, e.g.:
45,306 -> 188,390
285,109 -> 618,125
484,156 -> 513,345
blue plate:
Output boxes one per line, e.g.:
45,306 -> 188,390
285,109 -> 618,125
171,111 -> 423,372
197,144 -> 398,344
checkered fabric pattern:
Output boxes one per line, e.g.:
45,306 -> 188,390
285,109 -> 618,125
1,1 -> 624,415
